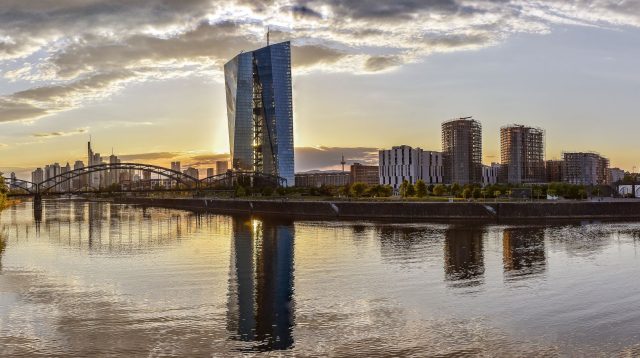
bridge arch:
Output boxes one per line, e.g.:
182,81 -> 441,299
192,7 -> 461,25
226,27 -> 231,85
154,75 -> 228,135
3,177 -> 38,195
38,163 -> 200,193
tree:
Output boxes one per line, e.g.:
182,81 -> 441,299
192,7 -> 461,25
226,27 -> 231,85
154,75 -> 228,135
451,183 -> 462,197
462,187 -> 472,199
368,184 -> 392,198
399,180 -> 409,197
493,190 -> 501,199
472,187 -> 482,199
433,184 -> 446,196
415,180 -> 427,198
405,183 -> 416,197
350,182 -> 368,197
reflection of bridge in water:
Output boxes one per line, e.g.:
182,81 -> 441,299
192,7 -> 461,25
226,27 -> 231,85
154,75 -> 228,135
1,200 -> 296,351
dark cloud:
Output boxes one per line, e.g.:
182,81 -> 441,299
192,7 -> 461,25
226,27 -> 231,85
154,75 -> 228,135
364,56 -> 401,72
0,0 -> 640,123
285,4 -> 323,19
292,45 -> 348,67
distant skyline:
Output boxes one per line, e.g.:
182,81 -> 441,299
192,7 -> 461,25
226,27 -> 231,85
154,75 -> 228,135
2,1 -> 640,178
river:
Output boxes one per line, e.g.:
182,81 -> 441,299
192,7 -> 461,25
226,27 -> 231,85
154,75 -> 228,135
2,200 -> 640,356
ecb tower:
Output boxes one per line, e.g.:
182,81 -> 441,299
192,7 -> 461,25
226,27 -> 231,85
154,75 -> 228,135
224,41 -> 294,186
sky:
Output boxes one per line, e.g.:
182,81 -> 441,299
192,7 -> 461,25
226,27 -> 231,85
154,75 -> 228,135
1,0 -> 640,179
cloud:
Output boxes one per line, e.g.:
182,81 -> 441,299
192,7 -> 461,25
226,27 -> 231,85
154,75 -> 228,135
118,152 -> 181,161
2,0 -> 640,123
32,127 -> 88,138
295,146 -> 379,171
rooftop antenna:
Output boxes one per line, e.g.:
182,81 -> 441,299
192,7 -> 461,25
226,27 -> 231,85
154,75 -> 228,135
267,26 -> 270,46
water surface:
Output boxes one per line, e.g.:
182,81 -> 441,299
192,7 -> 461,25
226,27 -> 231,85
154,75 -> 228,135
2,200 -> 640,356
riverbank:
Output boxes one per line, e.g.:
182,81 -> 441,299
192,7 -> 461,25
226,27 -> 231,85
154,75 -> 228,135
113,197 -> 640,222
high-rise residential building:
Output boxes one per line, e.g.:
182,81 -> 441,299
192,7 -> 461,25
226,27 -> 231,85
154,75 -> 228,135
206,168 -> 214,178
500,125 -> 545,184
171,161 -> 181,173
379,145 -> 443,190
441,117 -> 482,185
349,163 -> 379,186
216,160 -> 229,175
546,160 -> 564,183
563,152 -> 609,185
224,41 -> 294,186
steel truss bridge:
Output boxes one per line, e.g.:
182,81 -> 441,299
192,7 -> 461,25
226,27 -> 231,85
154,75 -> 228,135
4,162 -> 287,197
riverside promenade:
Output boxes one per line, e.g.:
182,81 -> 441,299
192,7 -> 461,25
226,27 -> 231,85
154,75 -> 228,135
114,197 -> 640,222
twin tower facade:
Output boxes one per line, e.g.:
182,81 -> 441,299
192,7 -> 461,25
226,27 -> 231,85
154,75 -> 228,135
224,41 -> 295,186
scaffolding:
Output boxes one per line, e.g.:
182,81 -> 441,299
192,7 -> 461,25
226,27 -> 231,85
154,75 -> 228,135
499,124 -> 545,184
441,117 -> 482,184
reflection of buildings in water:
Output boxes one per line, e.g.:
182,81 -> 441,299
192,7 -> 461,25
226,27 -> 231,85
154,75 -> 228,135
503,228 -> 546,279
444,226 -> 485,286
227,217 -> 295,351
9,200 -> 207,253
0,233 -> 5,270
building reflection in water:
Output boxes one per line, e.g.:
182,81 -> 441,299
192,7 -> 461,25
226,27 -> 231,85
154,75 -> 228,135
227,216 -> 295,351
502,227 -> 546,280
444,226 -> 485,287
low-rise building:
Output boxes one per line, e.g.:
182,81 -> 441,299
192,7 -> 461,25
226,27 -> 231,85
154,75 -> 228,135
546,160 -> 564,183
295,171 -> 349,187
379,145 -> 443,190
349,163 -> 379,186
608,167 -> 625,184
563,152 -> 609,185
482,163 -> 500,187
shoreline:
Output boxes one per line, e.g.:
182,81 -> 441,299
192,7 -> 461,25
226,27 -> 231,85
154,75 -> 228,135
112,197 -> 640,222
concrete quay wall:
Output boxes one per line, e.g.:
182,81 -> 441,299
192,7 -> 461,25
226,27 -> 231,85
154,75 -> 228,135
113,197 -> 640,222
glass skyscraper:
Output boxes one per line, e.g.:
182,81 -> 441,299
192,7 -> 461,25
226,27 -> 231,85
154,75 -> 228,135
224,41 -> 294,186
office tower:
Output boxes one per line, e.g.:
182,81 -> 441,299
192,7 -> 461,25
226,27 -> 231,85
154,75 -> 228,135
171,161 -> 181,173
206,168 -> 214,178
216,160 -> 229,175
183,167 -> 199,179
442,117 -> 482,185
378,145 -> 443,190
563,152 -> 609,185
500,125 -> 545,184
88,141 -> 102,188
224,41 -> 294,186
349,163 -> 379,186
73,160 -> 86,190
31,168 -> 44,184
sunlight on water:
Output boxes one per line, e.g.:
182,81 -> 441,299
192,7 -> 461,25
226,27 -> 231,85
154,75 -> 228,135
2,200 -> 640,355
